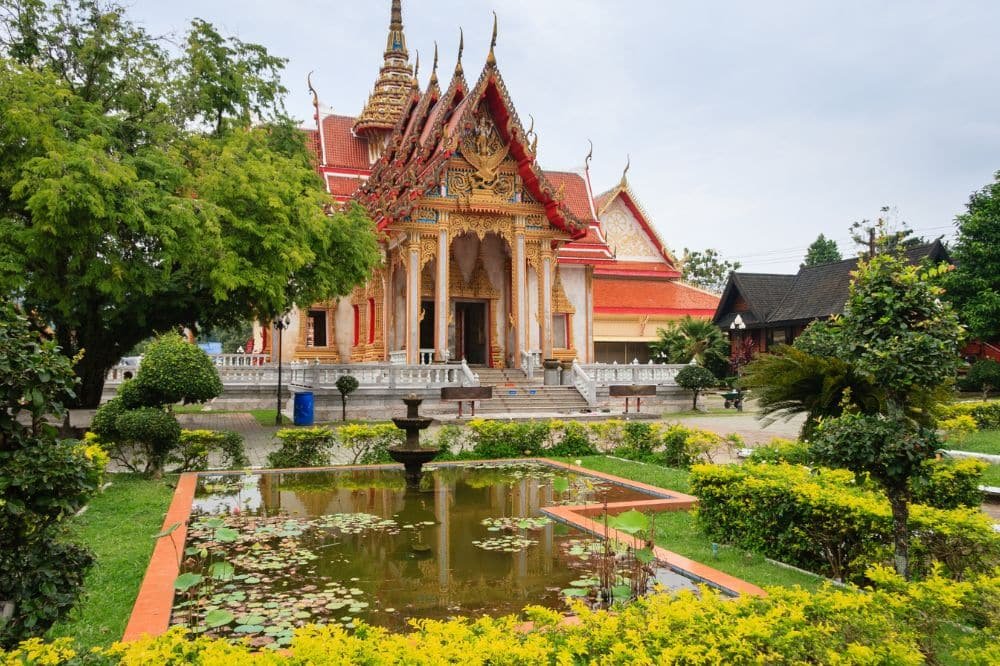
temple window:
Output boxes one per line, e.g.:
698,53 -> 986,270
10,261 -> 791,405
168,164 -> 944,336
368,298 -> 376,344
352,305 -> 361,346
307,310 -> 327,348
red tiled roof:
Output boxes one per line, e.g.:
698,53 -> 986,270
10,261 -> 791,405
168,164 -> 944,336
304,129 -> 320,161
327,175 -> 365,197
544,171 -> 595,223
320,114 -> 370,170
594,278 -> 720,314
595,260 -> 681,278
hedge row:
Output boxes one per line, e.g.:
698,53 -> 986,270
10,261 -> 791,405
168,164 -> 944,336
3,568 -> 998,665
938,400 -> 1000,430
691,463 -> 1000,583
748,438 -> 987,509
264,420 -> 734,471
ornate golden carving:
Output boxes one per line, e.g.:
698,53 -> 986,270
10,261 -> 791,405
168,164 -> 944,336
449,213 -> 514,247
461,109 -> 509,189
553,268 -> 575,314
419,235 -> 438,268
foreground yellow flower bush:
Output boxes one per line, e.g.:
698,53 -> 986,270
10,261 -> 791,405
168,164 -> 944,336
4,568 -> 998,665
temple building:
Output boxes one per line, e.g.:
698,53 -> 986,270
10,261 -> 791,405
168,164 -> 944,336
269,1 -> 718,369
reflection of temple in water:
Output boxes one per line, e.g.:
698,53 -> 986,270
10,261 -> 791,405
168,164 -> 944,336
255,470 -> 569,615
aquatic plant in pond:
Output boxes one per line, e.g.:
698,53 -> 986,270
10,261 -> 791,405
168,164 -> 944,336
169,463 -> 700,643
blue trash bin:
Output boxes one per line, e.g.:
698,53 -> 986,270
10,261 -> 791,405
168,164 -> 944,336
293,391 -> 314,426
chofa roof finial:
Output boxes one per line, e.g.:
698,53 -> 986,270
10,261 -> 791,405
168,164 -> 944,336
585,139 -> 594,171
620,154 -> 631,186
487,12 -> 498,67
429,41 -> 439,86
455,28 -> 464,76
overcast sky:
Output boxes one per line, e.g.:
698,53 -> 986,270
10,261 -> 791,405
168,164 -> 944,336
128,0 -> 1000,273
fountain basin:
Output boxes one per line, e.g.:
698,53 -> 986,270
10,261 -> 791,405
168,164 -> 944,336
388,447 -> 441,488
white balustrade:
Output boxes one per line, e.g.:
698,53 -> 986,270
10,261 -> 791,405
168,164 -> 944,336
460,359 -> 480,387
570,360 -> 597,406
577,363 -> 686,386
213,353 -> 270,367
520,350 -> 537,380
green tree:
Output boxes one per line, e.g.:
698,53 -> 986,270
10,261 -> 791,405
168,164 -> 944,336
942,171 -> 1000,341
0,304 -> 103,646
335,375 -> 360,422
0,1 -> 381,407
680,248 -> 740,293
675,365 -> 717,410
650,316 -> 729,378
802,234 -> 842,267
818,255 -> 960,578
850,207 -> 926,256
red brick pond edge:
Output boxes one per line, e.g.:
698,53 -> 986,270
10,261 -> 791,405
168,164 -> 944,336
121,458 -> 765,642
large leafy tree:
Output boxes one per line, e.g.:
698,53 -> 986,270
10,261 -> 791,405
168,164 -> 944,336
942,171 -> 1000,341
0,1 -> 381,406
801,233 -> 842,267
680,248 -> 740,293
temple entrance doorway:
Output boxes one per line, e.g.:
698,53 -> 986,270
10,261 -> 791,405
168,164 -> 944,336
455,301 -> 488,365
419,301 -> 435,351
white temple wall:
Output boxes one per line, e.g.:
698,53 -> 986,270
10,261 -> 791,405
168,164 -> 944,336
560,265 -> 588,360
391,266 -> 405,350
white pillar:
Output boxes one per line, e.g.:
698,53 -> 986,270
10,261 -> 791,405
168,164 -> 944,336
514,218 -> 527,365
435,226 -> 449,362
406,238 -> 421,364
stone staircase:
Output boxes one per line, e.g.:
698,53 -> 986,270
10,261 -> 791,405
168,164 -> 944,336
471,368 -> 591,415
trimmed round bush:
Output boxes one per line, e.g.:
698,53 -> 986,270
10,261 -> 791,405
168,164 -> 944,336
675,365 -> 717,410
133,333 -> 223,405
115,407 -> 182,473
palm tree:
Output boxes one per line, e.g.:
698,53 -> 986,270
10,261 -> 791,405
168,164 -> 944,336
650,316 -> 729,376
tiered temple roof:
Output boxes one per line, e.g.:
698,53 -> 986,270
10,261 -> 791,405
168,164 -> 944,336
303,0 -> 717,319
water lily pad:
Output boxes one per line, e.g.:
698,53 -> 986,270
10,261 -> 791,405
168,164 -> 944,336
561,588 -> 588,597
215,527 -> 240,543
608,509 -> 649,535
174,572 -> 203,592
209,562 -> 235,580
236,613 -> 267,625
205,609 -> 234,628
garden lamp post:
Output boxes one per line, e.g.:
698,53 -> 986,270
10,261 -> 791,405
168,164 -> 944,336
273,314 -> 290,426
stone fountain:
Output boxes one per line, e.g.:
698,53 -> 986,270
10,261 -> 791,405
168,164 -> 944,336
389,393 -> 439,489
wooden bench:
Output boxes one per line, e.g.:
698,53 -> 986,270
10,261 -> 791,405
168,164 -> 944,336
441,386 -> 493,417
609,385 -> 656,413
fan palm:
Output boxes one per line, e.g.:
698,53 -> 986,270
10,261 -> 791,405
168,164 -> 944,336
650,316 -> 729,376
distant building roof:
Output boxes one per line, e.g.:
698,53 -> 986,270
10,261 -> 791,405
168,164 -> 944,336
713,240 -> 949,329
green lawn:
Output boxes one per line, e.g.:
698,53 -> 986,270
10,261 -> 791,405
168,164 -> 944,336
981,463 -> 1000,487
47,474 -> 174,650
566,456 -> 825,590
949,429 -> 1000,455
173,405 -> 291,426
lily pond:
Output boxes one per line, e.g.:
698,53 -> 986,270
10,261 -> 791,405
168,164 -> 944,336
171,462 -> 703,647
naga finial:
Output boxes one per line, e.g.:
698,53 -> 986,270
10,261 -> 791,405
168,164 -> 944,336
307,71 -> 319,119
487,12 -> 498,66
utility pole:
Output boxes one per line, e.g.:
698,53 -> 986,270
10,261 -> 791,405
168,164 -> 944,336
868,228 -> 876,259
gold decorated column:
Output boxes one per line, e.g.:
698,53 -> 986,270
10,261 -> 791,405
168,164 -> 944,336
541,244 -> 554,359
513,216 -> 527,366
406,236 -> 421,364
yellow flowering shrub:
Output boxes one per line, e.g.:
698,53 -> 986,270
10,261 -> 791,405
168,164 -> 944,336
5,569 -> 998,664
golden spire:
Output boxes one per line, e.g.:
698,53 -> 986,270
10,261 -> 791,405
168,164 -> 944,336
429,41 -> 439,87
355,0 -> 415,135
412,50 -> 420,87
486,12 -> 498,67
454,28 -> 464,77
386,0 -> 406,56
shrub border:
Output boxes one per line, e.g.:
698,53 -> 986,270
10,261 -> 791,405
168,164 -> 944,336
122,458 -> 763,642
